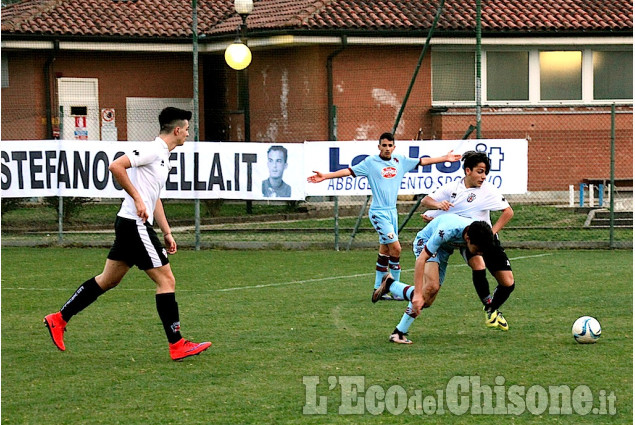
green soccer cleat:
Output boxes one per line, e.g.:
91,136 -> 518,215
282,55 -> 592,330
495,311 -> 509,331
484,308 -> 509,331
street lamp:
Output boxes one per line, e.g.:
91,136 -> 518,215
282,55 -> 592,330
225,0 -> 253,212
224,41 -> 252,70
224,0 -> 253,70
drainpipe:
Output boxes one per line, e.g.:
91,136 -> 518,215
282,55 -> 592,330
44,40 -> 59,139
326,35 -> 347,251
326,35 -> 347,141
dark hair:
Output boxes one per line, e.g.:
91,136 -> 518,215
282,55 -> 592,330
267,145 -> 288,163
462,150 -> 490,174
159,107 -> 192,134
379,132 -> 394,143
465,220 -> 494,251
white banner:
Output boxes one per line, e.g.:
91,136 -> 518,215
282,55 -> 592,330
0,140 -> 305,200
303,139 -> 528,196
1,139 -> 527,199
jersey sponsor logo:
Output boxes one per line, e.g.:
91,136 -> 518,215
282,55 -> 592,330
467,193 -> 476,202
381,167 -> 398,178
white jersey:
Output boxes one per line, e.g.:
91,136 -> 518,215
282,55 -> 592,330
423,178 -> 509,225
116,137 -> 171,225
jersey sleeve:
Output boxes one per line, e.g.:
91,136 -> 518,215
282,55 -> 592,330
428,183 -> 453,202
127,145 -> 159,168
401,156 -> 421,172
350,157 -> 370,178
482,183 -> 511,211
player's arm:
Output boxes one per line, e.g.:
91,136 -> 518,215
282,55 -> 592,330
411,248 -> 432,314
418,150 -> 461,167
307,168 -> 352,183
154,199 -> 176,254
108,155 -> 149,222
491,206 -> 514,235
422,194 -> 453,212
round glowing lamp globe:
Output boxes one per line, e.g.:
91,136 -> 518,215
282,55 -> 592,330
225,42 -> 252,70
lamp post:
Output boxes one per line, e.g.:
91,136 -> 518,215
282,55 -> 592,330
225,0 -> 253,213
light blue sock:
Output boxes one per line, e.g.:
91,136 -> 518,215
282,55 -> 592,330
389,257 -> 401,282
374,270 -> 386,290
388,280 -> 414,301
374,254 -> 390,289
396,302 -> 417,333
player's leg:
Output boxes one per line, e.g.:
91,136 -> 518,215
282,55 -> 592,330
483,242 -> 514,331
389,258 -> 442,344
43,247 -> 130,351
370,209 -> 403,300
386,209 -> 402,283
461,247 -> 492,307
145,265 -> 211,361
375,245 -> 390,290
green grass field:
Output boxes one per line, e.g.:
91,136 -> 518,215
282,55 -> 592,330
1,247 -> 632,424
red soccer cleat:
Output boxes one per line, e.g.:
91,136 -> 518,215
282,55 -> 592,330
43,312 -> 67,351
169,338 -> 212,361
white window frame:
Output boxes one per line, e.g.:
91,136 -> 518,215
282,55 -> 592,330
432,40 -> 633,107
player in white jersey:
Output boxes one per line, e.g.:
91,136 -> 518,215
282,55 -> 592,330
307,132 -> 460,300
421,151 -> 515,330
44,107 -> 211,361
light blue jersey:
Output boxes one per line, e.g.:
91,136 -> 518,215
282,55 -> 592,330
414,213 -> 473,257
350,154 -> 420,211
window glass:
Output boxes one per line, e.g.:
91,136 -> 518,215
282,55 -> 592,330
593,51 -> 633,100
433,51 -> 475,102
540,51 -> 582,100
487,51 -> 529,101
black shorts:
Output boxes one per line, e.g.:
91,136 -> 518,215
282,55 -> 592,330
107,216 -> 169,270
460,235 -> 512,274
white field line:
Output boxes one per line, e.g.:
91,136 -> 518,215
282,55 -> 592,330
2,253 -> 553,293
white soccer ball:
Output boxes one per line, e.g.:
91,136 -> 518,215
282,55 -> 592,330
572,316 -> 601,344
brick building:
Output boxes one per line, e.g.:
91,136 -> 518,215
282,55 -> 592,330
1,0 -> 632,190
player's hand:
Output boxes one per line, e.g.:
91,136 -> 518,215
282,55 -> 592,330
420,213 -> 434,223
135,199 -> 149,223
444,150 -> 462,162
164,233 -> 177,254
437,200 -> 453,211
307,171 -> 325,183
412,293 -> 424,315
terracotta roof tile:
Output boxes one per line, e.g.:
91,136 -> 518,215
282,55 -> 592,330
1,0 -> 632,38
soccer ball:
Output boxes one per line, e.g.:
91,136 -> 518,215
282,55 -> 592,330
572,316 -> 601,344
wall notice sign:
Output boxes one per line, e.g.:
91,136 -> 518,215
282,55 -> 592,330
101,108 -> 115,124
74,116 -> 88,140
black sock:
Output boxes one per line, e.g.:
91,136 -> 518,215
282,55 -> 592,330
156,293 -> 182,344
60,277 -> 105,322
489,283 -> 515,312
472,269 -> 491,306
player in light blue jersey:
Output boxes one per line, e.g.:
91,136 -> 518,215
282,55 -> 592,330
372,214 -> 497,344
308,133 -> 461,299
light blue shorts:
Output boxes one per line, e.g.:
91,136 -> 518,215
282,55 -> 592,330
412,236 -> 454,285
369,208 -> 399,245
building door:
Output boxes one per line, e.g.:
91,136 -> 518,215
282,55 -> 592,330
57,77 -> 100,141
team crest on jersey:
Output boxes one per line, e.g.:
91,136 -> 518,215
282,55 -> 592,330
467,193 -> 476,202
382,167 -> 398,178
